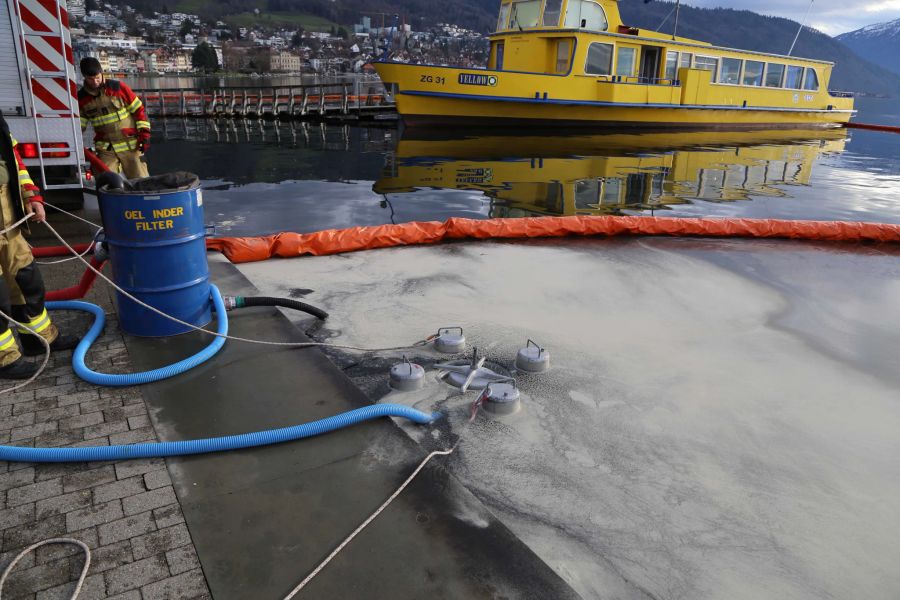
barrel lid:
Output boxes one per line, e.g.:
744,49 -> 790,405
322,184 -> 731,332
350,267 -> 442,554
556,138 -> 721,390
100,171 -> 200,195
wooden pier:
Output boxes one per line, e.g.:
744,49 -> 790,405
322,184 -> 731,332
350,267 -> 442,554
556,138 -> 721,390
133,82 -> 397,122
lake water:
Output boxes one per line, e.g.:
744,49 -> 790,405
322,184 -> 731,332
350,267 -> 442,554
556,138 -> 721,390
137,96 -> 900,238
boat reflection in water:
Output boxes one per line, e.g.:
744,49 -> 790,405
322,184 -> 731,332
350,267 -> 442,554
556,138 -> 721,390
374,129 -> 848,217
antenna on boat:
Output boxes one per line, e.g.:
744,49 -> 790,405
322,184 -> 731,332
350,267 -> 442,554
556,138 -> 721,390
653,0 -> 681,39
382,13 -> 399,61
787,0 -> 815,56
672,0 -> 681,40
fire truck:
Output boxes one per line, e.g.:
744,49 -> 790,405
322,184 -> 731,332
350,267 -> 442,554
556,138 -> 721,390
1,0 -> 84,207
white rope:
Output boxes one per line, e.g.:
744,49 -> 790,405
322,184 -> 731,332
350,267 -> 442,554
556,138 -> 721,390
34,241 -> 95,265
282,444 -> 458,599
41,221 -> 434,353
32,202 -> 101,264
0,538 -> 90,600
0,214 -> 32,237
43,201 -> 103,229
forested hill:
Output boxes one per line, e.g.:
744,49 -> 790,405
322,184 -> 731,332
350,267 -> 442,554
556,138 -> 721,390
127,0 -> 500,33
618,1 -> 900,96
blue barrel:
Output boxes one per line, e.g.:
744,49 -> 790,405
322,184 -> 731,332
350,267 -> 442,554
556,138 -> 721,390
98,172 -> 211,337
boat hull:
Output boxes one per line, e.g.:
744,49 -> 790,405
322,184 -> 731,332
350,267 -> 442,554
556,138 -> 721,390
375,63 -> 854,130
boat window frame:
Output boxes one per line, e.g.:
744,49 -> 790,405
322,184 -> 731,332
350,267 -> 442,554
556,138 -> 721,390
584,41 -> 615,76
509,0 -> 543,30
719,57 -> 742,85
784,64 -> 804,89
665,50 -> 678,80
564,0 -> 609,31
694,54 -> 719,81
616,45 -> 638,77
764,63 -> 785,88
802,67 -> 819,91
742,59 -> 764,86
556,38 -> 574,73
492,40 -> 506,70
679,53 -> 693,70
543,0 -> 563,27
497,2 -> 511,31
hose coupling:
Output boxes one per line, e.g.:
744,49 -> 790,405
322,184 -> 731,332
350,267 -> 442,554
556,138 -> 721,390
222,296 -> 242,311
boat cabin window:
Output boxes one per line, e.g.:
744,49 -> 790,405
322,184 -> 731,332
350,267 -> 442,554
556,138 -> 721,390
720,57 -> 741,85
493,41 -> 505,70
543,0 -> 563,27
556,39 -> 573,72
510,0 -> 542,29
616,47 -> 637,77
802,68 -> 819,91
497,3 -> 511,31
742,60 -> 764,86
665,51 -> 693,80
585,42 -> 614,76
694,55 -> 719,80
665,51 -> 678,80
765,63 -> 785,87
785,65 -> 803,89
564,0 -> 609,31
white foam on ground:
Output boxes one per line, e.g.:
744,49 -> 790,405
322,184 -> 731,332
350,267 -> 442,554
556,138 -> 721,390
237,238 -> 900,600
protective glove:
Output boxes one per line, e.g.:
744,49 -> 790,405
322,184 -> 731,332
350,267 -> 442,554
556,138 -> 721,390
137,129 -> 151,153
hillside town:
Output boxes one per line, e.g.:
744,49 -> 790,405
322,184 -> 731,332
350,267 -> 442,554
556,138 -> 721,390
68,0 -> 489,75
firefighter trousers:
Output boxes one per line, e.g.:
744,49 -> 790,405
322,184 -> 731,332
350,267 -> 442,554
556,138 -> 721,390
0,184 -> 58,367
97,146 -> 149,179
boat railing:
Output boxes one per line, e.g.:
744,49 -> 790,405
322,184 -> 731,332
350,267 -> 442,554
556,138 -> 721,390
595,75 -> 680,86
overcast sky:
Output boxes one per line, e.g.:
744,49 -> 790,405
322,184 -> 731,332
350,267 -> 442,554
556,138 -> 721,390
680,0 -> 900,36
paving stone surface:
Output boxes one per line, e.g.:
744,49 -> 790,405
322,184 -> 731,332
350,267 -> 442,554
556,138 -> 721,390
0,212 -> 212,598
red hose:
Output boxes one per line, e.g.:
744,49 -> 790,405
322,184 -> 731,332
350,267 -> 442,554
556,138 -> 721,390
85,148 -> 112,174
46,256 -> 106,301
33,243 -> 94,257
845,122 -> 900,134
36,149 -> 111,300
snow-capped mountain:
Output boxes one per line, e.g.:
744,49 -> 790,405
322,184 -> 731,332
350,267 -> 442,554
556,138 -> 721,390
837,18 -> 900,77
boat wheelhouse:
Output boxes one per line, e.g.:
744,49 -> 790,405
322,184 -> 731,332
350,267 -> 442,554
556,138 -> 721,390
374,0 -> 855,129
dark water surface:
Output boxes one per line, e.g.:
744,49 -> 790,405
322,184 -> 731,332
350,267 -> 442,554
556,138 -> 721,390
142,97 -> 900,237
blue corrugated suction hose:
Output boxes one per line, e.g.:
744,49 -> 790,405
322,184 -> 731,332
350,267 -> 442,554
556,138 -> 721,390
0,285 -> 441,463
49,284 -> 228,386
0,404 -> 441,462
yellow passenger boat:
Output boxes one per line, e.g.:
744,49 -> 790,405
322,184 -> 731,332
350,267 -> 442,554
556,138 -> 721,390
374,0 -> 855,129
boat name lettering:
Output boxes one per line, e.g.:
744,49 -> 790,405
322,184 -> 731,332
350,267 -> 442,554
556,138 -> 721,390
420,75 -> 446,85
458,73 -> 498,87
456,168 -> 493,184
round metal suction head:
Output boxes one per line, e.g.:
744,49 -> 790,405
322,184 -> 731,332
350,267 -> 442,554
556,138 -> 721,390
389,360 -> 425,391
516,339 -> 550,373
434,327 -> 466,354
483,383 -> 521,416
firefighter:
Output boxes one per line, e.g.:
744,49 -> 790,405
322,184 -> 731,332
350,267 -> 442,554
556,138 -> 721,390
0,113 -> 79,379
78,57 -> 151,179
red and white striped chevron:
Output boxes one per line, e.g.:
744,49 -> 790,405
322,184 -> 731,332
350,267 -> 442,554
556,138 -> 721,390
15,0 -> 77,116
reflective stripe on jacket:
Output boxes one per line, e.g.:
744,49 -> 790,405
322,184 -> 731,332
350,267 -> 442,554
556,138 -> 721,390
0,133 -> 42,230
78,79 -> 150,144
